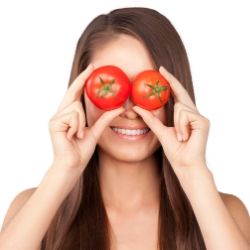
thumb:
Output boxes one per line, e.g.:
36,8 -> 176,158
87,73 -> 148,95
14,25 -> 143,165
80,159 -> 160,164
131,106 -> 183,156
90,106 -> 125,140
131,106 -> 168,141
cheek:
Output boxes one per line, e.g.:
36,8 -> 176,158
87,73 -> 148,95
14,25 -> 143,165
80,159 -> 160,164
84,93 -> 104,126
152,107 -> 167,124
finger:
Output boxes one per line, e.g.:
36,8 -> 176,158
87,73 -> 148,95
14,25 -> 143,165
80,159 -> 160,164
64,111 -> 79,141
57,63 -> 94,113
90,107 -> 125,140
77,107 -> 85,139
178,110 -> 192,141
178,109 -> 209,141
55,101 -> 86,138
131,105 -> 166,140
50,111 -> 79,141
174,102 -> 198,140
159,65 -> 197,110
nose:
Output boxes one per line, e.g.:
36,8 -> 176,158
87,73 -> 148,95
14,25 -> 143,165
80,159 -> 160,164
120,97 -> 139,119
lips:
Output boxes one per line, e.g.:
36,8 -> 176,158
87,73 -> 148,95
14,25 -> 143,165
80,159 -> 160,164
111,126 -> 149,134
110,126 -> 151,141
109,125 -> 150,130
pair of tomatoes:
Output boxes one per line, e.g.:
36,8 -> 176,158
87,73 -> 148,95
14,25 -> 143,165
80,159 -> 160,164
84,65 -> 171,111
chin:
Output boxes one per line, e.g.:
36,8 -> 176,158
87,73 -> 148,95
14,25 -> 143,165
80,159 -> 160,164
97,140 -> 160,163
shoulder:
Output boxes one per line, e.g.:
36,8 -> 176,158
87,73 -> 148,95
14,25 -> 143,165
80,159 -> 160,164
1,187 -> 37,231
219,191 -> 250,242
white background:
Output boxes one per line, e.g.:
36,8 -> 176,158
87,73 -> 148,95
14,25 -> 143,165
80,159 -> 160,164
0,0 -> 249,226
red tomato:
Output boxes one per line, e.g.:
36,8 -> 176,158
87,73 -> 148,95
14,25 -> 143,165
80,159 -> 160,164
131,70 -> 171,110
85,65 -> 131,110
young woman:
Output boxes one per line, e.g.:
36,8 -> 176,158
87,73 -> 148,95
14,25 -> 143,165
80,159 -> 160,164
0,7 -> 249,250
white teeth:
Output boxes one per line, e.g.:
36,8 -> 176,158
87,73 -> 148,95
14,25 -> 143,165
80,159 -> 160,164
111,127 -> 149,136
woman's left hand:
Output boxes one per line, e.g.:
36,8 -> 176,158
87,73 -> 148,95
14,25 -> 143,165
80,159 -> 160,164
132,66 -> 210,175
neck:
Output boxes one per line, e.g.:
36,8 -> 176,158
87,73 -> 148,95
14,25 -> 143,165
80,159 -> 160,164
98,148 -> 161,213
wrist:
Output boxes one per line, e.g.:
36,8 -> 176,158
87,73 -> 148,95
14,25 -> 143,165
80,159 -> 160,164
50,161 -> 84,178
43,163 -> 83,191
175,163 -> 216,195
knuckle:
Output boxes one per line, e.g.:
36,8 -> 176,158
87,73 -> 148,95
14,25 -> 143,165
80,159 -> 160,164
72,100 -> 80,108
206,118 -> 211,127
72,100 -> 82,108
148,111 -> 156,119
48,116 -> 56,126
201,116 -> 210,126
76,100 -> 84,108
71,110 -> 79,117
57,101 -> 82,115
48,118 -> 57,132
75,102 -> 85,115
68,92 -> 77,102
202,115 -> 209,122
174,102 -> 182,110
71,112 -> 79,124
149,113 -> 157,124
179,109 -> 185,117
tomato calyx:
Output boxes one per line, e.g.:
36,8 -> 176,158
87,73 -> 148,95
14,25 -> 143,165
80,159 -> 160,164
96,77 -> 116,97
146,80 -> 168,103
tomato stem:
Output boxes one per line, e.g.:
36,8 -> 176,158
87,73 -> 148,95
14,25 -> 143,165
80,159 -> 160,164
146,80 -> 168,103
96,77 -> 116,97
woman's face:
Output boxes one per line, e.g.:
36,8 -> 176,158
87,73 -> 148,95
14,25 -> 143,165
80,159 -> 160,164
84,34 -> 167,162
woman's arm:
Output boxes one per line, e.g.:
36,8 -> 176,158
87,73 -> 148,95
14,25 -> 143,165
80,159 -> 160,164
0,163 -> 81,250
133,66 -> 250,249
179,165 -> 250,250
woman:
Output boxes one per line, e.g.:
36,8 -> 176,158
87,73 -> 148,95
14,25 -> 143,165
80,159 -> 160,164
0,7 -> 249,250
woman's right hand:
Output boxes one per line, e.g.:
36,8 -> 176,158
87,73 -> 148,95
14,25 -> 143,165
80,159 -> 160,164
48,64 -> 125,172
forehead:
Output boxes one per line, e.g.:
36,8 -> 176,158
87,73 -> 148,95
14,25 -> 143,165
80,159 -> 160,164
90,34 -> 156,80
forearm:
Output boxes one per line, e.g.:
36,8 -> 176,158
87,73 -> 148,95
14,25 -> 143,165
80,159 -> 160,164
178,165 -> 250,250
0,164 -> 81,250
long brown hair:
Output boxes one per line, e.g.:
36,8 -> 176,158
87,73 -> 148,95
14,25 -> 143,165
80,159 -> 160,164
42,7 -> 206,250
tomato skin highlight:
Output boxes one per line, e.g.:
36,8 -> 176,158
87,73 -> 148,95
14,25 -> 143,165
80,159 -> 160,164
131,70 -> 171,110
85,65 -> 131,110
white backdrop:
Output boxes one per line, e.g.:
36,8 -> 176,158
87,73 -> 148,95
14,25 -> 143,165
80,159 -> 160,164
0,0 -> 249,226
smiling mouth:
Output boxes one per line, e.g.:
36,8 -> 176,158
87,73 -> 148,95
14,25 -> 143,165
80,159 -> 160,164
110,126 -> 150,136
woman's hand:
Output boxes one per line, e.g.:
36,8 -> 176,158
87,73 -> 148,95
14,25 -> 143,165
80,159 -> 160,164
49,64 -> 125,172
132,66 -> 210,176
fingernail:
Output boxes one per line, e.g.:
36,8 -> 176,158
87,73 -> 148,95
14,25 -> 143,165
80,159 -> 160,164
119,106 -> 125,112
159,65 -> 166,71
132,105 -> 140,110
177,133 -> 183,142
88,63 -> 94,70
